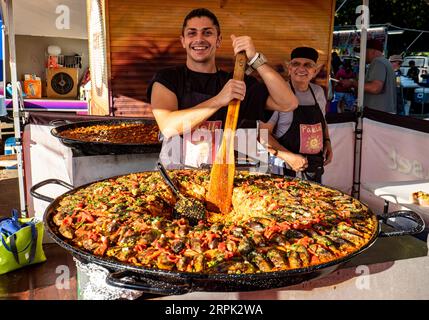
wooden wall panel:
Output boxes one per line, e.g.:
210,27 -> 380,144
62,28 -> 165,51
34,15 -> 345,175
107,0 -> 336,117
87,0 -> 111,115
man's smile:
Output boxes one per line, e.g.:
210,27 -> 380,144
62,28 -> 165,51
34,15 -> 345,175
190,42 -> 210,52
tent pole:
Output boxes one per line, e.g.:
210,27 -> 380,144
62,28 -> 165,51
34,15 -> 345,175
352,0 -> 369,199
2,0 -> 27,217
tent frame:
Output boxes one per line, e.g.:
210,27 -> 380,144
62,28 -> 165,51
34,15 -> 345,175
1,0 -> 27,217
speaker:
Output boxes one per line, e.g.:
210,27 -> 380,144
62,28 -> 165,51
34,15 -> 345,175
46,67 -> 79,99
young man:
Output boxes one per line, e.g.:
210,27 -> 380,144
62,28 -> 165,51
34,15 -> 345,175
389,54 -> 405,115
147,8 -> 298,167
259,47 -> 332,183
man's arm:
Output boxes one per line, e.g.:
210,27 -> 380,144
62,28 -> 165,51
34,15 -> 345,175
340,78 -> 384,94
151,79 -> 246,138
258,65 -> 299,112
231,35 -> 298,112
341,59 -> 386,94
259,121 -> 308,172
364,80 -> 384,94
322,120 -> 333,166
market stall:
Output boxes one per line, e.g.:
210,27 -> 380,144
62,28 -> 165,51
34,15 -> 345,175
2,0 -> 429,301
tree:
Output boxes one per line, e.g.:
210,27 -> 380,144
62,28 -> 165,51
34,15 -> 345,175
335,0 -> 429,54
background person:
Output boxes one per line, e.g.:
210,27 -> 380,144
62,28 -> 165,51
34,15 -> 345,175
407,60 -> 420,84
259,47 -> 332,183
332,59 -> 357,112
389,54 -> 405,115
340,39 -> 397,113
147,8 -> 298,167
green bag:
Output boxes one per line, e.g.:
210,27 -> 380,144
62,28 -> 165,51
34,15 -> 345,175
0,210 -> 47,275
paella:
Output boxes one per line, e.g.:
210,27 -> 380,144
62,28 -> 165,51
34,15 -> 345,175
50,170 -> 377,274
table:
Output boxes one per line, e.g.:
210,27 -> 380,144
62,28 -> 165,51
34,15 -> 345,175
361,180 -> 429,229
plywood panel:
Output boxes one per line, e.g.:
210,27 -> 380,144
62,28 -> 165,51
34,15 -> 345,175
106,0 -> 336,117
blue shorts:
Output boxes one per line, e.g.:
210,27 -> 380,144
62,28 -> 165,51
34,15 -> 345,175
333,92 -> 356,111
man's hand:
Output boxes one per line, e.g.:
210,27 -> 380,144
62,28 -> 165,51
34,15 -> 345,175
339,78 -> 357,88
279,151 -> 308,172
323,141 -> 333,166
213,79 -> 246,107
231,34 -> 257,61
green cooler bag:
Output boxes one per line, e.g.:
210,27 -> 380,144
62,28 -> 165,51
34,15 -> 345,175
0,210 -> 47,275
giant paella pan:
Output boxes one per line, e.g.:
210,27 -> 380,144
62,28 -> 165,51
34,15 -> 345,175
31,168 -> 424,295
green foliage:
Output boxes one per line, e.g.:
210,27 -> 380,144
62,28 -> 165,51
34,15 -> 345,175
409,52 -> 429,57
335,0 -> 429,54
335,0 -> 429,29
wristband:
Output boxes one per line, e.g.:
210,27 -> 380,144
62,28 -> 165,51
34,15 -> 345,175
247,53 -> 259,66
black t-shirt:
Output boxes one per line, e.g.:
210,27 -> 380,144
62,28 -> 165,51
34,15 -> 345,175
147,65 -> 271,128
407,66 -> 419,83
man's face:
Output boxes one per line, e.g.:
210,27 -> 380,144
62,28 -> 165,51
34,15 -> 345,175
181,16 -> 221,64
288,57 -> 317,83
390,60 -> 402,71
366,48 -> 379,63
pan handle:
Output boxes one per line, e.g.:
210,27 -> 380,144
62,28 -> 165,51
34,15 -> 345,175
378,210 -> 425,237
49,119 -> 72,127
105,270 -> 192,295
30,179 -> 74,203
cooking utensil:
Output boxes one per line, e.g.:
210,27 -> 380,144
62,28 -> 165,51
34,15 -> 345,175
50,118 -> 162,155
30,171 -> 424,295
157,162 -> 206,224
207,51 -> 247,214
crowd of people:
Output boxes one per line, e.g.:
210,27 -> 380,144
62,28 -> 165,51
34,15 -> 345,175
330,39 -> 422,115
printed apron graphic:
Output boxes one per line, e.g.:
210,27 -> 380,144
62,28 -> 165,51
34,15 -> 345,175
299,123 -> 323,154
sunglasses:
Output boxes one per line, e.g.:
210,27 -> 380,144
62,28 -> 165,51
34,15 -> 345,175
290,61 -> 317,69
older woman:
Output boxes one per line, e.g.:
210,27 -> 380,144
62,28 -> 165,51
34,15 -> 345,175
259,47 -> 333,183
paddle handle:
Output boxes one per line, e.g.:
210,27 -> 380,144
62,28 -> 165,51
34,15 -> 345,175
207,51 -> 247,214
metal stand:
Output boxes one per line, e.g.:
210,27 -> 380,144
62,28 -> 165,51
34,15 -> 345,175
352,0 -> 368,200
1,0 -> 27,217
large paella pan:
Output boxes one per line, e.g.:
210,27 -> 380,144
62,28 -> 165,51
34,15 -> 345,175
31,169 -> 424,295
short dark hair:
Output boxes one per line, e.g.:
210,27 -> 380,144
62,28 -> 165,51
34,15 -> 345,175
182,8 -> 221,36
409,60 -> 415,66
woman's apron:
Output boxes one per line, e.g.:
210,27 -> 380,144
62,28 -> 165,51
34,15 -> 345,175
276,82 -> 326,182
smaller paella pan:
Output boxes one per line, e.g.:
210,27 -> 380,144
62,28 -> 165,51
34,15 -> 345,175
50,118 -> 162,155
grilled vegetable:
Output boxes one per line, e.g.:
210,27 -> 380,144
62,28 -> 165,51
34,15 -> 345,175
51,170 -> 376,274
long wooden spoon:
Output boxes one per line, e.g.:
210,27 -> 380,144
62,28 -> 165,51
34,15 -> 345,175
206,51 -> 247,214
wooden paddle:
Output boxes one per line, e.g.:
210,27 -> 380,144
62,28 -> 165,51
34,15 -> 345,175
206,51 -> 247,214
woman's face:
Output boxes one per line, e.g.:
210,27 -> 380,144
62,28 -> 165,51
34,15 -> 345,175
181,16 -> 221,64
288,57 -> 317,84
